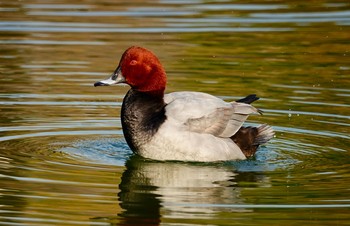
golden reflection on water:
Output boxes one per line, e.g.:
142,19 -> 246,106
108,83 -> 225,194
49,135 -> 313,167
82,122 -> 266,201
0,0 -> 350,225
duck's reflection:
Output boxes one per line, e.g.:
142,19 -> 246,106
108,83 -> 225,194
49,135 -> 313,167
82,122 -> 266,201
118,156 -> 162,225
118,156 -> 266,225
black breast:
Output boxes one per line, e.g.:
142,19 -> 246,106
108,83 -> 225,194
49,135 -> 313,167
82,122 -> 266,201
121,89 -> 167,152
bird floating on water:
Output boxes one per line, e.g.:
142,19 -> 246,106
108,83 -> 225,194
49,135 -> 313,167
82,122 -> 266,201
94,46 -> 274,162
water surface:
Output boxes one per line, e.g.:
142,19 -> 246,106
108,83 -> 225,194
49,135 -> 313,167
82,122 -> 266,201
0,0 -> 349,225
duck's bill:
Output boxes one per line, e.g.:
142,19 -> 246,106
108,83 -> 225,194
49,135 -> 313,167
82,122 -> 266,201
94,66 -> 125,87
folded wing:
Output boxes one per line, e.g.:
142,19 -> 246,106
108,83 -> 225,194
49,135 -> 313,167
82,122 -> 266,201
164,92 -> 259,138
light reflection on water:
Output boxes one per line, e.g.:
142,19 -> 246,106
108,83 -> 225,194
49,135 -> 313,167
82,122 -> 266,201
0,0 -> 350,225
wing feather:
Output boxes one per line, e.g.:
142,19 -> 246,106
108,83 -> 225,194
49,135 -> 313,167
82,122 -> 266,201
164,92 -> 259,138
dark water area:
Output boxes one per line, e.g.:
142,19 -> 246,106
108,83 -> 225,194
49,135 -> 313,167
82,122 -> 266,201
0,0 -> 349,225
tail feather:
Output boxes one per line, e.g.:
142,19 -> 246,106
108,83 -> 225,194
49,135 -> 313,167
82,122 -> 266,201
236,94 -> 259,104
254,124 -> 275,145
231,124 -> 274,158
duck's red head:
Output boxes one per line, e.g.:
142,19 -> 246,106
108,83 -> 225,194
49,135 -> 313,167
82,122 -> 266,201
94,46 -> 167,94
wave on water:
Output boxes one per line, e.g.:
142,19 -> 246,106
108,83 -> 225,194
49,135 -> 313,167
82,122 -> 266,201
58,138 -> 133,166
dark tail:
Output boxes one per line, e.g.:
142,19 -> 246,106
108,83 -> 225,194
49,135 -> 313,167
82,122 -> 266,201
231,124 -> 274,158
236,94 -> 259,104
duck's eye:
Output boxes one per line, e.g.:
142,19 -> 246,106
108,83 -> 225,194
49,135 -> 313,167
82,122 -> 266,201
130,60 -> 137,66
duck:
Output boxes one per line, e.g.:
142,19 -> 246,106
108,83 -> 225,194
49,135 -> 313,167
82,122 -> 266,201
94,46 -> 274,162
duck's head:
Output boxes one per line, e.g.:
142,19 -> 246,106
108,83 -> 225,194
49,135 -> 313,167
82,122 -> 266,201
94,46 -> 167,93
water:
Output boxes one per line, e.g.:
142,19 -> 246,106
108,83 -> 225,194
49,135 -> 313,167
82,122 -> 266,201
0,0 -> 349,225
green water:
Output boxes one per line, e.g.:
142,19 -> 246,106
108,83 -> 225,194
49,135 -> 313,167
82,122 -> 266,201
0,0 -> 349,225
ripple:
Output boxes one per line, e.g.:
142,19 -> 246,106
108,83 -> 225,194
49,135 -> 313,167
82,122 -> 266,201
252,10 -> 350,18
275,125 -> 349,140
0,21 -> 122,27
24,4 -> 91,9
165,16 -> 350,24
58,138 -> 132,166
265,109 -> 350,120
187,4 -> 288,11
271,83 -> 333,91
0,8 -> 18,12
161,0 -> 202,4
0,173 -> 115,187
0,119 -> 118,132
166,203 -> 350,209
0,24 -> 293,33
0,40 -> 105,45
27,9 -> 196,17
0,217 -> 107,226
0,130 -> 122,142
229,146 -> 300,172
290,100 -> 350,108
313,119 -> 350,127
0,101 -> 120,106
0,93 -> 119,99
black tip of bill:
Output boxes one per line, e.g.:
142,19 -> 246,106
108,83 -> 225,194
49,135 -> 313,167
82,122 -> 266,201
94,82 -> 107,87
